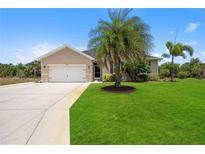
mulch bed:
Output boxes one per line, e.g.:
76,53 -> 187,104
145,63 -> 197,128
101,85 -> 136,93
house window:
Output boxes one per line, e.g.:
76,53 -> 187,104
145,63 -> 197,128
148,61 -> 151,66
94,62 -> 101,78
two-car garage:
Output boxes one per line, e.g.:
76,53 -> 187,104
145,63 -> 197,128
48,64 -> 86,82
39,45 -> 94,82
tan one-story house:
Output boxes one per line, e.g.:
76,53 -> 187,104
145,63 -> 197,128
39,44 -> 161,82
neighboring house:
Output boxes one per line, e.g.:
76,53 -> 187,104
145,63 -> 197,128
39,44 -> 161,82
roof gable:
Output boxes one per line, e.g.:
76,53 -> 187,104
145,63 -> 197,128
38,44 -> 94,60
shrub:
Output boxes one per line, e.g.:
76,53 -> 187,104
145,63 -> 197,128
122,60 -> 150,82
159,62 -> 180,78
137,73 -> 149,82
180,62 -> 191,77
148,74 -> 159,81
159,68 -> 170,79
177,71 -> 188,79
160,77 -> 170,82
103,73 -> 115,82
191,63 -> 205,79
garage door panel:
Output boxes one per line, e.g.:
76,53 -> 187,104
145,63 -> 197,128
48,65 -> 86,82
67,72 -> 86,82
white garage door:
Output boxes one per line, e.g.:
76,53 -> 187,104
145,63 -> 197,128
48,64 -> 86,82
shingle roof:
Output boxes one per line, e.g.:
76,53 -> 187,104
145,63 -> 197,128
82,50 -> 162,60
82,50 -> 96,58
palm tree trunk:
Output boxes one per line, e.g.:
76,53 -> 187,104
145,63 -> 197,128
171,56 -> 174,82
114,59 -> 121,87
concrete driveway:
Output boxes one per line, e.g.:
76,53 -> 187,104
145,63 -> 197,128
0,82 -> 83,144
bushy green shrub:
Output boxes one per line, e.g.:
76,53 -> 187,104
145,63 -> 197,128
103,73 -> 115,82
159,68 -> 170,79
160,77 -> 170,82
191,63 -> 205,79
137,73 -> 149,82
180,62 -> 191,77
177,71 -> 188,79
148,74 -> 159,81
123,60 -> 150,82
159,62 -> 180,78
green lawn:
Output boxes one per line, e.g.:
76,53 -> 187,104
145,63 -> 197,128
70,79 -> 205,144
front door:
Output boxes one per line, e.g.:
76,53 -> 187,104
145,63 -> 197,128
94,62 -> 101,80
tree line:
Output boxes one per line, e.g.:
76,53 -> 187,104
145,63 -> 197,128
0,60 -> 41,78
159,58 -> 205,80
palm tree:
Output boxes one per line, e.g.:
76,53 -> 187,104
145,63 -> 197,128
88,9 -> 153,87
162,41 -> 194,82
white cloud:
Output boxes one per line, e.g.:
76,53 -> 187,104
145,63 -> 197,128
185,22 -> 199,33
202,51 -> 205,57
13,41 -> 60,64
152,53 -> 161,58
185,41 -> 198,46
162,58 -> 170,63
165,49 -> 169,53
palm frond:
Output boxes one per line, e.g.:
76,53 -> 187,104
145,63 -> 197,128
183,45 -> 194,56
180,52 -> 186,59
166,41 -> 173,52
88,8 -> 153,75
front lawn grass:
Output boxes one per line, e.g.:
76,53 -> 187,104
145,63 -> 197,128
70,79 -> 205,144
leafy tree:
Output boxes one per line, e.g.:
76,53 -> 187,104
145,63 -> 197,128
190,58 -> 202,78
16,63 -> 26,78
180,62 -> 191,77
190,58 -> 200,67
25,60 -> 41,78
16,63 -> 25,70
0,60 -> 40,78
88,9 -> 153,87
162,42 -> 193,82
159,68 -> 170,79
190,62 -> 205,79
0,63 -> 16,77
123,60 -> 150,81
159,62 -> 180,78
177,71 -> 188,79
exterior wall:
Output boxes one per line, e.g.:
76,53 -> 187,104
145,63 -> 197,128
149,60 -> 159,75
101,60 -> 159,75
41,46 -> 160,82
148,60 -> 159,77
41,47 -> 93,82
